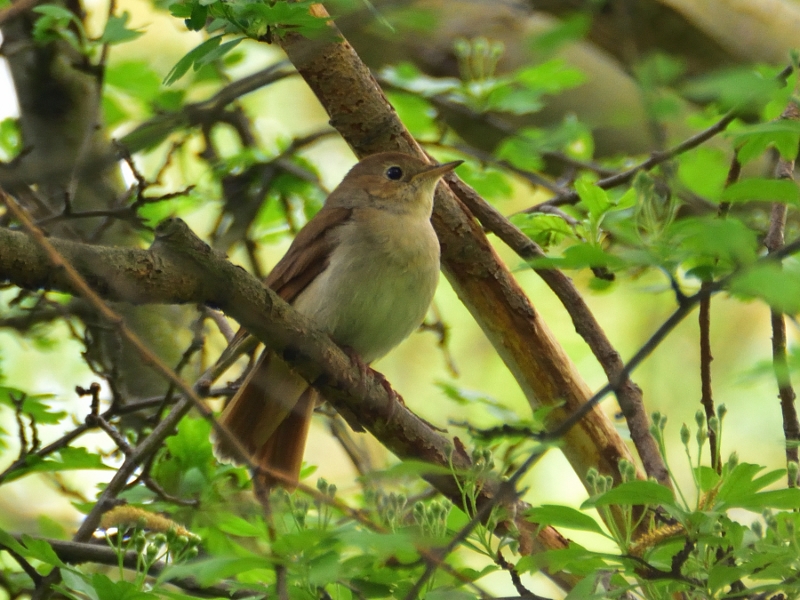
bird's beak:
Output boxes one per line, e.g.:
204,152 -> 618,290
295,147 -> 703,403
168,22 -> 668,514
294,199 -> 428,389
415,160 -> 464,181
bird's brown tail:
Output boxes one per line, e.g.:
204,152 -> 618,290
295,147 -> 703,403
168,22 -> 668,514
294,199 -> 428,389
213,350 -> 314,489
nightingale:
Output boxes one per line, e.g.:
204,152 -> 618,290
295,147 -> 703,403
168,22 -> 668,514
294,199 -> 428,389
214,152 -> 463,488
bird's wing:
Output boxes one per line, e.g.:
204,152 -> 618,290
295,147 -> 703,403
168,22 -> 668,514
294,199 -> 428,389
265,205 -> 353,303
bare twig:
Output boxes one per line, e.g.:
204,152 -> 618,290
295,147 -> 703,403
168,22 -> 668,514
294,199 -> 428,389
523,110 -> 737,212
698,283 -> 718,472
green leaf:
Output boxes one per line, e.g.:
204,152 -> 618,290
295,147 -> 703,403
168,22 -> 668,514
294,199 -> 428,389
514,59 -> 586,95
684,67 -> 780,110
0,528 -> 29,557
678,147 -> 729,201
19,535 -> 67,567
695,466 -> 721,492
720,178 -> 799,205
91,574 -> 152,600
387,91 -> 437,139
526,505 -> 606,535
159,556 -> 269,587
576,179 -> 610,219
215,513 -> 264,538
3,447 -> 110,483
730,263 -> 800,314
164,36 -> 223,85
668,216 -> 758,267
583,480 -> 674,508
531,243 -> 625,271
732,120 -> 800,164
0,118 -> 22,161
105,62 -> 162,100
99,12 -> 143,44
60,569 -> 99,600
194,37 -> 243,69
379,63 -> 460,97
529,13 -> 590,53
512,213 -> 575,249
716,463 -> 782,503
308,550 -> 343,586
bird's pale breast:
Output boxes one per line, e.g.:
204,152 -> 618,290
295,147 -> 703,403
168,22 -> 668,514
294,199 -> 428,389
292,208 -> 440,363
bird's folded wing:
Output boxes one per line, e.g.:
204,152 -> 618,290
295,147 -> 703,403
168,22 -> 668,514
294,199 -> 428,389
266,205 -> 354,303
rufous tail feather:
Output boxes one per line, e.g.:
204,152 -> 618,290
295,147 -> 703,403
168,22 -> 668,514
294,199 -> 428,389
213,350 -> 312,489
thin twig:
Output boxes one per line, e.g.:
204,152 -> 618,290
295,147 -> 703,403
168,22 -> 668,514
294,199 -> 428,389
698,283 -> 718,472
765,101 -> 800,484
522,110 -> 737,212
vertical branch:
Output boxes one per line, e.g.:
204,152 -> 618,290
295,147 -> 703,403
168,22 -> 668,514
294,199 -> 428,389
698,282 -> 718,471
765,102 -> 800,485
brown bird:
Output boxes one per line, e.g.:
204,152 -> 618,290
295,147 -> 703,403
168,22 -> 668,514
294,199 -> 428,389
214,152 -> 463,488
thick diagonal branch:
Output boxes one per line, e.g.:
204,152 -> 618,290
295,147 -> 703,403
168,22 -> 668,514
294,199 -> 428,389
276,4 -> 638,496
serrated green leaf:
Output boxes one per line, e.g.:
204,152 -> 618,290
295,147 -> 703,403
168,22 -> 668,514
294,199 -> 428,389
733,120 -> 800,164
527,505 -> 606,535
99,12 -> 143,44
3,447 -> 110,483
19,535 -> 67,567
576,179 -> 609,218
583,480 -> 674,508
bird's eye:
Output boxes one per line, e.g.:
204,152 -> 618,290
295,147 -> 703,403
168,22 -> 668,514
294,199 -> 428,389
385,166 -> 403,180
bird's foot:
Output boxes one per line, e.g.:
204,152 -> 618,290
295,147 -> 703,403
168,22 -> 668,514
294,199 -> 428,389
342,346 -> 405,409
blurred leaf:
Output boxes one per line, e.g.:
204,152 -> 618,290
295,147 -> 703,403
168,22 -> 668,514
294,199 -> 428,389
59,569 -> 99,600
583,480 -> 674,508
529,13 -> 590,53
164,36 -> 242,85
531,243 -> 625,272
453,162 -> 512,200
512,213 -> 575,249
678,147 -> 729,200
0,118 -> 22,162
684,67 -> 781,110
387,91 -> 438,139
730,263 -> 800,314
527,505 -> 606,535
106,62 -> 162,101
635,53 -> 686,89
159,556 -> 269,587
91,574 -> 153,600
733,120 -> 800,165
17,535 -> 67,568
720,178 -> 799,205
3,447 -> 110,483
380,63 -> 460,97
515,59 -> 586,94
362,459 -> 453,481
99,12 -> 144,44
215,513 -> 265,538
668,216 -> 758,268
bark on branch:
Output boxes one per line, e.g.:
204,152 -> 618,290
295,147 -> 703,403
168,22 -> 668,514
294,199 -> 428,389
277,4 -> 638,494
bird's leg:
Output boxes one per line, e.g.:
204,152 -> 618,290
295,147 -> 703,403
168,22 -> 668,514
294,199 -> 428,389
342,346 -> 405,407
